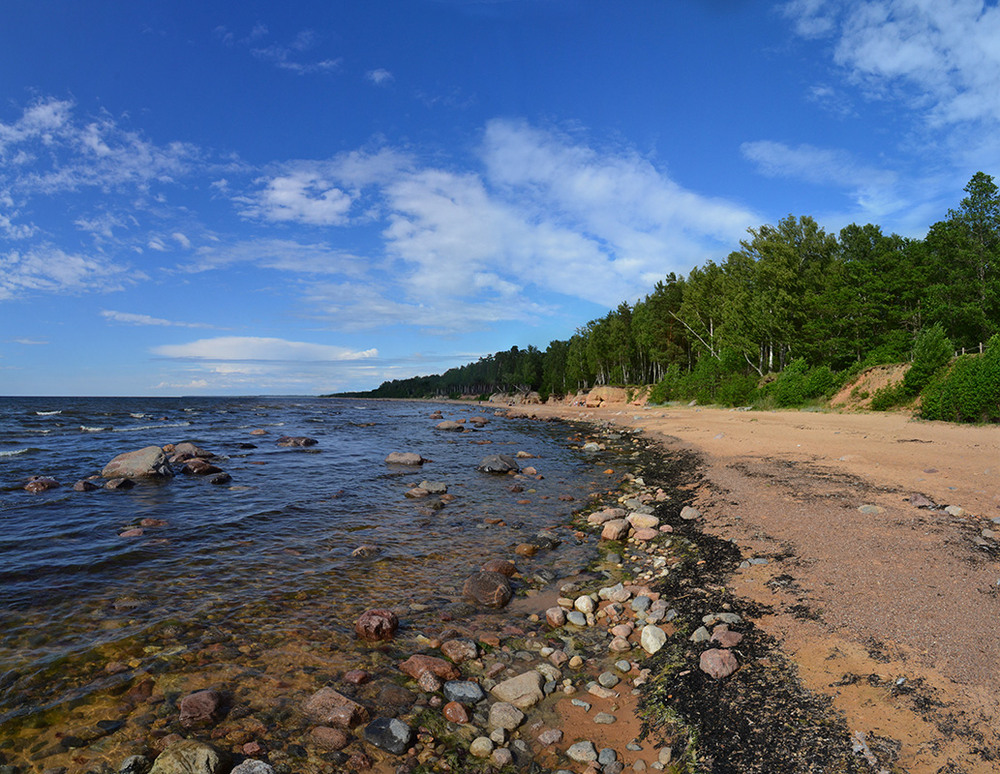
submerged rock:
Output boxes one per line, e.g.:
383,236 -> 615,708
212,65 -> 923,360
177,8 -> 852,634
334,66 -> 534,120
354,608 -> 399,642
179,688 -> 223,728
363,717 -> 413,755
148,739 -> 225,774
276,436 -> 318,447
24,477 -> 59,493
462,571 -> 512,608
304,687 -> 369,728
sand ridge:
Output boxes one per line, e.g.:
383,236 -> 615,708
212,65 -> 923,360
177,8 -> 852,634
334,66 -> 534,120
505,402 -> 1000,773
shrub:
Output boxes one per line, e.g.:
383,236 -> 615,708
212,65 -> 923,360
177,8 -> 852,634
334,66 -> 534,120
903,324 -> 953,395
770,359 -> 810,407
803,365 -> 837,399
920,335 -> 1000,422
869,382 -> 908,411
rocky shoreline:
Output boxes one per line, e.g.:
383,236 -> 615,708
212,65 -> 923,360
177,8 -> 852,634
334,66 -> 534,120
2,412 -> 878,774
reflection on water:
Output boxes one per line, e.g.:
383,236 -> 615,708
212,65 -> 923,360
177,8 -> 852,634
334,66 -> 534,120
0,397 -> 611,770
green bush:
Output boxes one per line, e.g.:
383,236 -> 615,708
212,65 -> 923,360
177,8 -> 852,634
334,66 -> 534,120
903,324 -> 952,395
920,335 -> 1000,422
869,382 -> 908,411
770,359 -> 810,407
716,373 -> 758,406
803,365 -> 837,399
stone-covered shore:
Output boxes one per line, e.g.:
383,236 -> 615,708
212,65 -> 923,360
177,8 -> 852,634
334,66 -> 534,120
2,413 -> 872,774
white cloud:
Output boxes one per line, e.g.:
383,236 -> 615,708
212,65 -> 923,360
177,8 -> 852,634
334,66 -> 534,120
172,232 -> 191,248
249,28 -> 342,75
101,310 -> 214,328
786,1 -> 1000,127
239,170 -> 355,225
367,68 -> 394,85
10,338 -> 48,345
192,239 -> 370,276
152,336 -> 377,362
0,246 -> 136,300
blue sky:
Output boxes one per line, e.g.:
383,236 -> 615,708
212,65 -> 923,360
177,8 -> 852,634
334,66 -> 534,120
3,1 -> 1000,396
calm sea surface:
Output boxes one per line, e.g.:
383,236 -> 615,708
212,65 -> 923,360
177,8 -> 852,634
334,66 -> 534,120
0,396 -> 613,767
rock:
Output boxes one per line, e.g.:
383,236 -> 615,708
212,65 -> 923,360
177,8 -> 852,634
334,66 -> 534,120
469,737 -> 494,758
351,544 -> 381,558
711,629 -> 743,648
119,756 -> 152,774
627,513 -> 659,530
385,452 -> 425,465
491,670 -> 544,709
442,680 -> 485,705
462,571 -> 512,608
148,740 -> 225,774
599,748 -> 618,766
443,701 -> 469,723
24,477 -> 59,493
858,504 -> 884,515
491,748 -> 513,767
354,609 -> 399,642
481,558 -> 516,576
209,473 -> 232,485
680,505 -> 700,520
276,436 -> 318,447
419,480 -> 448,494
945,505 -> 966,517
399,654 -> 460,681
566,741 -> 598,762
105,477 -> 135,490
73,479 -> 100,492
594,712 -> 616,724
537,728 -> 563,746
599,583 -> 631,603
574,595 -> 595,614
489,701 -> 524,731
631,596 -> 651,613
700,648 -> 739,679
436,421 -> 464,432
440,638 -> 477,663
229,762 -> 273,774
363,717 -> 413,755
311,726 -> 350,750
601,519 -> 630,541
179,688 -> 222,728
476,454 -> 519,474
303,687 -> 369,728
609,636 -> 631,652
102,447 -> 173,479
566,611 -> 587,626
545,606 -> 566,627
633,527 -> 659,541
597,671 -> 620,688
377,683 -> 417,711
689,626 -> 710,643
181,459 -> 222,476
640,626 -> 667,655
515,543 -> 538,557
404,487 -> 430,499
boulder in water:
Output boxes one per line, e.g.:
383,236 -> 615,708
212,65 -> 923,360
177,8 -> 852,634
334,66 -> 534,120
276,436 -> 318,447
462,571 -> 513,608
385,452 -> 425,465
355,609 -> 399,642
476,454 -> 519,474
102,447 -> 173,479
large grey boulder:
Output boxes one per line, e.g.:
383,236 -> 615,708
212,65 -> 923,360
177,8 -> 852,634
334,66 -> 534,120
102,447 -> 173,479
490,671 -> 544,709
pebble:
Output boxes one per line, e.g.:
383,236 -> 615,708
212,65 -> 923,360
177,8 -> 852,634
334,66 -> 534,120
594,712 -> 616,724
443,680 -> 485,705
567,611 -> 588,626
689,626 -> 710,643
598,671 -> 620,688
615,659 -> 632,672
491,748 -> 514,767
363,717 -> 414,755
599,748 -> 619,766
470,737 -> 494,758
230,762 -> 273,774
567,741 -> 598,762
575,595 -> 596,614
569,655 -> 584,668
489,701 -> 525,730
443,701 -> 469,724
538,728 -> 564,745
571,698 -> 592,711
631,596 -> 651,612
640,625 -> 667,654
680,505 -> 700,520
588,682 -> 618,699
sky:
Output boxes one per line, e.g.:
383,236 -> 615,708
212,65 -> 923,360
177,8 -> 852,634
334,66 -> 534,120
3,1 -> 1000,396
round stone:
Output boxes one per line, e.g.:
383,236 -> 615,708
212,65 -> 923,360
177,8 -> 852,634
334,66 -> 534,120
470,737 -> 494,758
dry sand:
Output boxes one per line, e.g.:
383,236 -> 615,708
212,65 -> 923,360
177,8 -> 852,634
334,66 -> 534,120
507,402 -> 1000,773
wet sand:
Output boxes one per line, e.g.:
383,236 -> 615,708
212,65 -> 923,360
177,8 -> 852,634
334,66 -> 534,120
507,401 -> 1000,773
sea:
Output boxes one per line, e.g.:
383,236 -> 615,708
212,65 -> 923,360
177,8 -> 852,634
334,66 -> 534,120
0,396 -> 621,770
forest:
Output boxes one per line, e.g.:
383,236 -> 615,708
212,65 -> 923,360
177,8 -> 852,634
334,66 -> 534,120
337,173 -> 1000,423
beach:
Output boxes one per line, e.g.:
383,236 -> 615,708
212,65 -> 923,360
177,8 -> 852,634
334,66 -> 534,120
506,400 -> 1000,773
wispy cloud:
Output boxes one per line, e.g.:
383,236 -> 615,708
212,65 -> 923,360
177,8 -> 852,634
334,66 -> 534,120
0,246 -> 137,300
10,338 -> 48,345
784,0 -> 1000,128
238,169 -> 355,225
100,310 -> 214,329
152,336 -> 377,362
367,68 -> 394,86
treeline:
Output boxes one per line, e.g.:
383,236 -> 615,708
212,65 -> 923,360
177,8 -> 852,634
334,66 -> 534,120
340,173 -> 1000,418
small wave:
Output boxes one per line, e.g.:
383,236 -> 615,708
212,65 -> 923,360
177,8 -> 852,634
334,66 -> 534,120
113,421 -> 191,433
0,448 -> 31,457
129,413 -> 147,419
35,410 -> 62,416
79,426 -> 110,433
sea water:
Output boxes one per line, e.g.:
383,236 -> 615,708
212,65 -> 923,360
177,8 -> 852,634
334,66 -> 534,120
0,396 -> 613,768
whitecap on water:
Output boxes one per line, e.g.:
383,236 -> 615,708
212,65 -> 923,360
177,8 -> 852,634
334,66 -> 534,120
35,410 -> 62,416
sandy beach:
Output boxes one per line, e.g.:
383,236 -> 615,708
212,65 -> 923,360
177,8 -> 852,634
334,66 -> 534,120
507,401 -> 1000,774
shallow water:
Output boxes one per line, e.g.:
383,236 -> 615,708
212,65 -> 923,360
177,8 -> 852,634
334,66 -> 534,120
0,396 -> 614,769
